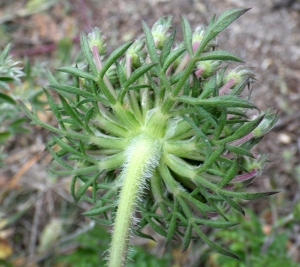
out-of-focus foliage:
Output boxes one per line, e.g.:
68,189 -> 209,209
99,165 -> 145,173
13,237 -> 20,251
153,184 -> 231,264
204,209 -> 300,267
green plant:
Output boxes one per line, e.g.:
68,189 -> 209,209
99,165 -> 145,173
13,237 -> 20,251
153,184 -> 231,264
0,44 -> 26,162
206,209 -> 300,267
55,224 -> 171,267
22,8 -> 279,266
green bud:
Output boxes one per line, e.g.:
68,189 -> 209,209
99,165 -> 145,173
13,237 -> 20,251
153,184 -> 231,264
196,60 -> 222,78
241,153 -> 268,173
151,16 -> 172,50
252,109 -> 279,138
126,37 -> 146,68
223,66 -> 254,87
192,26 -> 218,51
88,27 -> 107,55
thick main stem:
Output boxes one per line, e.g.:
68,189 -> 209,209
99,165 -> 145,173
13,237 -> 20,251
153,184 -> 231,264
108,135 -> 161,267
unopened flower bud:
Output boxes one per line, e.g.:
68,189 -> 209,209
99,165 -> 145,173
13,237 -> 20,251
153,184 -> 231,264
88,27 -> 107,55
223,66 -> 255,88
241,153 -> 268,173
192,26 -> 218,51
252,109 -> 279,138
195,60 -> 222,79
151,16 -> 172,50
126,37 -> 145,68
106,64 -> 118,85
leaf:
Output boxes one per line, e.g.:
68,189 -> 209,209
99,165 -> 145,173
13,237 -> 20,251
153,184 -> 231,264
49,84 -> 94,99
43,89 -> 66,130
181,15 -> 193,56
80,32 -> 97,76
162,47 -> 186,72
115,61 -> 126,87
192,222 -> 240,259
132,229 -> 156,242
74,172 -> 100,201
0,92 -> 16,105
182,223 -> 192,252
52,135 -> 82,157
51,166 -> 99,176
199,75 -> 217,99
166,200 -> 178,244
142,21 -> 160,63
215,114 -> 264,144
46,145 -> 73,170
82,204 -> 114,216
217,160 -> 239,188
225,145 -> 254,157
84,107 -> 95,126
197,144 -> 225,173
0,132 -> 10,142
194,218 -> 238,228
57,66 -> 95,80
179,190 -> 215,212
195,106 -> 218,128
123,63 -> 157,89
220,190 -> 279,200
179,95 -> 257,109
146,216 -> 168,237
59,95 -> 84,127
197,50 -> 243,62
0,76 -> 15,82
218,193 -> 245,215
213,8 -> 250,38
212,108 -> 227,141
99,41 -> 133,79
182,115 -> 212,151
160,27 -> 176,65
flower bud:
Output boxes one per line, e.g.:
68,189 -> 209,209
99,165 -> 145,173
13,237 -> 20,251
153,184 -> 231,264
241,153 -> 268,173
151,16 -> 172,50
126,37 -> 145,68
252,109 -> 279,138
88,27 -> 107,55
195,60 -> 222,79
192,26 -> 218,51
223,66 -> 255,88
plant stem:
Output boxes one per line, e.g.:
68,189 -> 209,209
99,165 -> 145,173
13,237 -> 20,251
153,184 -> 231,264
108,135 -> 161,267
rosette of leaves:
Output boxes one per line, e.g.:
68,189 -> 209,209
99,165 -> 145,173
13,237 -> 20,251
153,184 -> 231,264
21,8 -> 279,267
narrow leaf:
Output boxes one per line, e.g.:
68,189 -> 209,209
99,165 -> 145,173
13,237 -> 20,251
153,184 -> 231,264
182,223 -> 192,252
80,32 -> 97,76
99,41 -> 133,79
218,160 -> 239,188
162,47 -> 186,72
123,63 -> 157,89
197,144 -> 225,173
181,15 -> 193,56
194,218 -> 238,228
218,193 -> 245,215
179,95 -> 257,109
59,95 -> 84,127
0,92 -> 16,105
160,27 -> 176,65
82,204 -> 114,216
182,115 -> 212,151
220,190 -> 279,200
197,50 -> 243,62
57,66 -> 95,80
142,21 -> 160,63
49,84 -> 94,99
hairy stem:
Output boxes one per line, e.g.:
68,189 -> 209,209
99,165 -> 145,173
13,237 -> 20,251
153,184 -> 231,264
108,135 -> 161,267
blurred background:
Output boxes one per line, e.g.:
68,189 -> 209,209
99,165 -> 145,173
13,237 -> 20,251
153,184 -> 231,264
0,0 -> 299,266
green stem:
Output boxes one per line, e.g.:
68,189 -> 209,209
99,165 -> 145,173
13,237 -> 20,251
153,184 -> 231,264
108,135 -> 161,267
